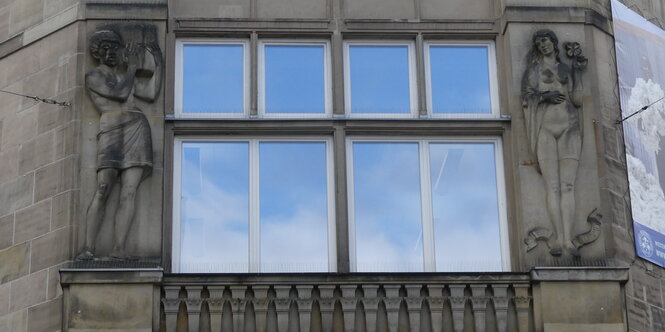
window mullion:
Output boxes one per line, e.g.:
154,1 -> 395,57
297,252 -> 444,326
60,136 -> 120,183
249,139 -> 260,272
420,140 -> 436,272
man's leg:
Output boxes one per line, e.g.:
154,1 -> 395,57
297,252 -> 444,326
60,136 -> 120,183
79,168 -> 118,259
111,167 -> 144,258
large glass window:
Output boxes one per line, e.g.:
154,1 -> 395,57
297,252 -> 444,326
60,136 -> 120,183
344,42 -> 417,116
176,40 -> 249,117
259,41 -> 331,116
174,139 -> 335,273
347,139 -> 508,272
425,42 -> 498,117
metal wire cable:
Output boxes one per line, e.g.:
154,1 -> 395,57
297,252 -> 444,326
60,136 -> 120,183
616,94 -> 665,124
0,88 -> 70,107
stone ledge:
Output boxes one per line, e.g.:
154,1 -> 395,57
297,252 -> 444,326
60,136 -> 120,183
530,267 -> 630,282
60,268 -> 163,285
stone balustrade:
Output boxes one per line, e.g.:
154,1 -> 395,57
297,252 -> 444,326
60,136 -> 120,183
161,273 -> 532,332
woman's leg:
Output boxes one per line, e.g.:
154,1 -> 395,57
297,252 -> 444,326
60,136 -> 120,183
537,131 -> 563,255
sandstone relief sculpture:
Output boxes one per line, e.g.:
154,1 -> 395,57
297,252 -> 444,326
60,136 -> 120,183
77,24 -> 163,260
521,29 -> 601,257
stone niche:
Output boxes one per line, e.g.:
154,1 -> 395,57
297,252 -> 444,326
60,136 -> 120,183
507,23 -> 607,265
78,21 -> 166,260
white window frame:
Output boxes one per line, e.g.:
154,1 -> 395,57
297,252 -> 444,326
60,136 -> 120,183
174,39 -> 250,118
343,40 -> 419,118
424,41 -> 500,119
345,136 -> 510,272
258,40 -> 333,118
172,137 -> 337,273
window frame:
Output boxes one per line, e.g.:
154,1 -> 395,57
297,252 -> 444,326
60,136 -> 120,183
174,39 -> 251,119
258,39 -> 333,118
172,136 -> 338,273
345,136 -> 510,272
343,40 -> 419,118
423,40 -> 500,119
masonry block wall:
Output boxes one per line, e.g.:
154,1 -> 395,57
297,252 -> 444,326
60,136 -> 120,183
0,1 -> 82,331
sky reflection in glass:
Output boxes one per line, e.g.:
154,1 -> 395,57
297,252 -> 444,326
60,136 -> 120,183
180,142 -> 249,272
264,45 -> 326,114
353,143 -> 424,272
349,45 -> 411,114
183,44 -> 244,114
260,142 -> 329,271
429,46 -> 491,114
429,143 -> 502,271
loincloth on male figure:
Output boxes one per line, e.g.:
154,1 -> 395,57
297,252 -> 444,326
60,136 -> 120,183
97,108 -> 153,175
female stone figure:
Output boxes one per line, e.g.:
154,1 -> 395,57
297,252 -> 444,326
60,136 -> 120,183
521,29 -> 587,256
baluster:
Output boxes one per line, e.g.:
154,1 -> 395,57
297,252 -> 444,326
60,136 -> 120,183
448,285 -> 466,332
512,285 -> 531,332
200,288 -> 212,332
505,287 -> 517,332
339,285 -> 356,331
177,287 -> 190,332
470,285 -> 488,332
363,285 -> 379,332
161,300 -> 167,332
491,285 -> 509,332
207,286 -> 224,332
405,285 -> 422,332
397,286 -> 411,332
384,285 -> 401,330
253,286 -> 270,332
187,286 -> 204,332
274,286 -> 291,332
319,285 -> 336,331
163,287 -> 181,332
427,285 -> 443,332
230,286 -> 247,332
295,285 -> 313,332
483,286 -> 497,332
310,287 -> 323,332
419,286 -> 432,332
266,300 -> 278,332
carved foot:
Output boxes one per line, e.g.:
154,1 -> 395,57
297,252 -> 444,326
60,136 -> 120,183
75,249 -> 95,261
549,246 -> 562,257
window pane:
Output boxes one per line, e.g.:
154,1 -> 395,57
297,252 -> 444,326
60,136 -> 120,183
429,46 -> 491,114
260,142 -> 329,272
183,44 -> 244,114
349,45 -> 411,114
180,142 -> 249,272
429,143 -> 502,271
353,143 -> 423,271
264,45 -> 326,114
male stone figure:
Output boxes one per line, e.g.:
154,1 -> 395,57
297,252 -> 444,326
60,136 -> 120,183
77,29 -> 161,260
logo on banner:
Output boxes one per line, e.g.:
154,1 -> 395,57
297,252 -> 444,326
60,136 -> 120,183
638,230 -> 654,257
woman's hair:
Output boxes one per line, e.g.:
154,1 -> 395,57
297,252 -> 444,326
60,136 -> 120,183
526,29 -> 560,64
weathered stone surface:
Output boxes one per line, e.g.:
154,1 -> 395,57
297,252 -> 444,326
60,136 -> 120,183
420,0 -> 492,19
20,66 -> 60,111
344,0 -> 416,19
8,0 -> 43,36
9,269 -> 47,311
257,0 -> 326,18
0,283 -> 9,316
14,200 -> 51,244
0,146 -> 18,183
18,131 -> 56,174
537,281 -> 623,324
631,268 -> 663,308
0,309 -> 27,332
0,109 -> 37,151
0,214 -> 13,250
627,297 -> 649,332
30,226 -> 72,272
0,243 -> 29,284
44,0 -> 79,18
52,191 -> 73,230
54,119 -> 79,159
34,156 -> 76,203
67,284 -> 154,330
46,264 -> 65,300
27,297 -> 61,332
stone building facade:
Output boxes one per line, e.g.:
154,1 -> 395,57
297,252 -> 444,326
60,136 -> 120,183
0,0 -> 663,331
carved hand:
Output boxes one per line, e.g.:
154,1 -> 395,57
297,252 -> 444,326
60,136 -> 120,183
541,91 -> 566,104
